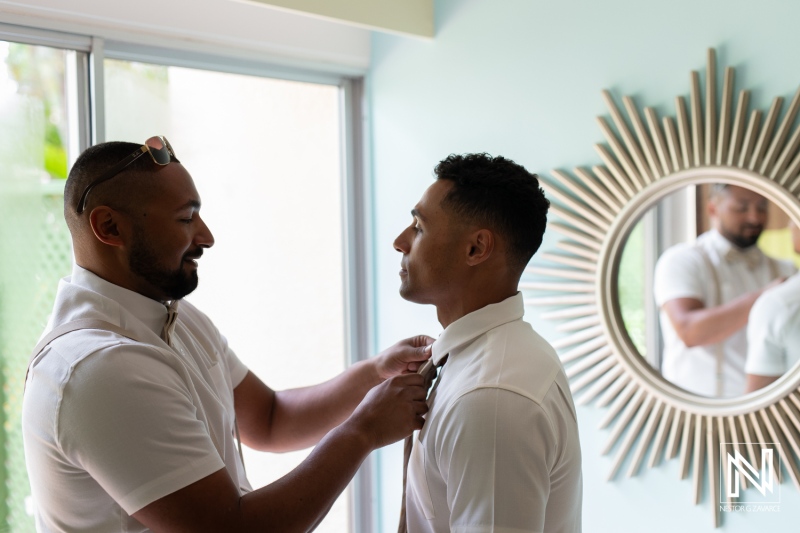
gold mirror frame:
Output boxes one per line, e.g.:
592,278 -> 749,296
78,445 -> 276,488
530,49 -> 800,527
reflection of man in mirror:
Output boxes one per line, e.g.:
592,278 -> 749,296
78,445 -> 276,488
653,184 -> 796,398
745,220 -> 800,392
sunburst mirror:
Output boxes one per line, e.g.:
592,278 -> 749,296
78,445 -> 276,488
528,49 -> 800,527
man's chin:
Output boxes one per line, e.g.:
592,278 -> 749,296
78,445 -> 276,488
733,236 -> 761,249
398,283 -> 415,302
398,285 -> 431,305
722,228 -> 761,249
166,273 -> 199,301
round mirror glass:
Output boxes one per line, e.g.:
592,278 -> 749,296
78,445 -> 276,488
617,182 -> 800,398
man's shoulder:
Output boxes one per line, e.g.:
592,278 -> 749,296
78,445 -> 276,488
177,299 -> 219,332
656,241 -> 706,269
32,329 -> 175,390
486,318 -> 559,361
23,330 -> 184,435
442,323 -> 577,434
467,319 -> 566,401
755,273 -> 800,316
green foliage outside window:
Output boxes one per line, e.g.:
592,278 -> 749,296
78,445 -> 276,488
1,41 -> 75,532
5,43 -> 68,180
618,219 -> 647,357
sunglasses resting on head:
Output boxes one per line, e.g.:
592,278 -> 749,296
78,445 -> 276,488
76,135 -> 178,214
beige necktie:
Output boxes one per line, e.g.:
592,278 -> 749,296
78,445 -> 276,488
398,356 -> 447,533
161,301 -> 179,345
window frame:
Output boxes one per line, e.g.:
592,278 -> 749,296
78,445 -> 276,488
1,21 -> 374,533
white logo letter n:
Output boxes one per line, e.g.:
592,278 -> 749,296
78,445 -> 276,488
726,450 -> 774,498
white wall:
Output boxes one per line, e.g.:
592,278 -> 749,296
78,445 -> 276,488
0,0 -> 370,73
369,0 -> 800,531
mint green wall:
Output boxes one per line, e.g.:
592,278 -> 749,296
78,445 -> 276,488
369,0 -> 800,531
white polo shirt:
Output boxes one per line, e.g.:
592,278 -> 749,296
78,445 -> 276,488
745,273 -> 800,377
23,265 -> 251,533
405,293 -> 582,533
653,229 -> 795,397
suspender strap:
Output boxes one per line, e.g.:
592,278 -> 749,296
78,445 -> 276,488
30,319 -> 142,357
24,318 -> 247,469
767,256 -> 779,279
694,246 -> 725,397
25,319 -> 142,392
694,246 -> 721,308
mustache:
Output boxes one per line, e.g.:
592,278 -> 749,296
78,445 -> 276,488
183,249 -> 204,261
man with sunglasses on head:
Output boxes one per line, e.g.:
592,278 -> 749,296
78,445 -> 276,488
22,138 -> 433,533
653,184 -> 795,398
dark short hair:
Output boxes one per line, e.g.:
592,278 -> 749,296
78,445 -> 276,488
64,141 -> 177,226
434,153 -> 550,271
710,183 -> 730,198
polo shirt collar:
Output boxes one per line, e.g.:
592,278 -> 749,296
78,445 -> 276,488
431,292 -> 524,365
70,264 -> 177,338
706,228 -> 736,254
705,228 -> 765,266
706,228 -> 764,255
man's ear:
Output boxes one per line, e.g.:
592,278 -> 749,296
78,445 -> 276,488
707,197 -> 718,219
89,206 -> 128,247
465,229 -> 494,266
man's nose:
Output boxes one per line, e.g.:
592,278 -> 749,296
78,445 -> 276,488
393,227 -> 410,253
196,215 -> 215,248
747,208 -> 766,225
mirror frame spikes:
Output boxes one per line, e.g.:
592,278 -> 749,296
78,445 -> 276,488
529,48 -> 800,527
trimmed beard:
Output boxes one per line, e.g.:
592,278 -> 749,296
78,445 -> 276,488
128,225 -> 199,301
722,227 -> 762,249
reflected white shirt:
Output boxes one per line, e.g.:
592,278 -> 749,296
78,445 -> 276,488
405,293 -> 582,533
653,229 -> 795,397
746,272 -> 800,377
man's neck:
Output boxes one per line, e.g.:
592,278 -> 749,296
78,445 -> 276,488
75,259 -> 168,303
435,286 -> 518,329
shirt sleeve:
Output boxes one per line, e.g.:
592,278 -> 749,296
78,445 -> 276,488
653,244 -> 708,306
776,258 -> 798,279
56,343 -> 226,514
220,335 -> 249,388
434,388 -> 557,533
745,290 -> 787,376
179,300 -> 249,388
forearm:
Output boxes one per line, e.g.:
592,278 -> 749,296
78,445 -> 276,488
669,291 -> 760,347
135,422 -> 374,533
137,373 -> 427,533
251,360 -> 381,451
236,336 -> 432,452
745,373 -> 779,392
238,423 -> 372,532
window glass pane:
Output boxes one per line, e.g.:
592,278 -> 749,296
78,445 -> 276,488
0,39 -> 79,533
618,218 -> 646,356
105,60 -> 348,531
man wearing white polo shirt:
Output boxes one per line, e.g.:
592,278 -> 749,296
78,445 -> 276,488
393,153 -> 582,533
745,220 -> 800,391
653,184 -> 794,398
23,139 -> 433,532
